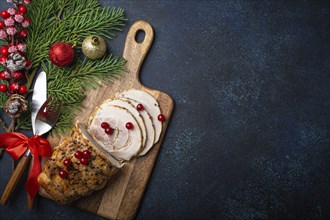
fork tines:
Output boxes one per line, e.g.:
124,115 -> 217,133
37,96 -> 62,124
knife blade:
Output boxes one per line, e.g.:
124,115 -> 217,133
27,70 -> 47,208
31,71 -> 47,134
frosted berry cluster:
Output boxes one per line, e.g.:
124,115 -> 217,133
0,0 -> 31,95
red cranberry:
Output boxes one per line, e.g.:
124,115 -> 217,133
158,114 -> 166,122
80,157 -> 89,165
101,122 -> 109,129
74,150 -> 83,159
136,104 -> 144,111
126,122 -> 134,130
82,150 -> 91,159
104,127 -> 113,135
59,170 -> 68,179
63,159 -> 72,167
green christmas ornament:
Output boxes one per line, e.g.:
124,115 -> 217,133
82,35 -> 107,59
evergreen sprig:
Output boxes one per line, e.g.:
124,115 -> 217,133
26,0 -> 126,67
0,93 -> 6,108
4,0 -> 127,133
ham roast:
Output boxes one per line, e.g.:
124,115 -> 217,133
38,89 -> 164,204
38,125 -> 118,204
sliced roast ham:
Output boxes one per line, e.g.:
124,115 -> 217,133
119,89 -> 162,146
78,123 -> 124,168
88,104 -> 143,162
106,99 -> 147,149
120,97 -> 155,156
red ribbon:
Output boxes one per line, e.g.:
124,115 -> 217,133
0,132 -> 52,199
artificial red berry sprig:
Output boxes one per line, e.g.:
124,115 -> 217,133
0,0 -> 31,96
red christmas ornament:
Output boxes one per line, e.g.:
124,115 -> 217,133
49,42 -> 75,66
0,10 -> 10,19
0,84 -> 7,93
18,85 -> 27,94
20,29 -> 28,38
18,6 -> 27,14
0,46 -> 9,57
0,21 -> 5,29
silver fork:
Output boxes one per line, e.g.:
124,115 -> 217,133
0,96 -> 62,205
34,95 -> 62,136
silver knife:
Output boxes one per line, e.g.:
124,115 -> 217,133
27,70 -> 47,208
31,71 -> 47,134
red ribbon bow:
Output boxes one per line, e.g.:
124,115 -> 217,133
0,132 -> 52,199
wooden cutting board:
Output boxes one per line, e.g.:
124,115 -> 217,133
40,20 -> 174,220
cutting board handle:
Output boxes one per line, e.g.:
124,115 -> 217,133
123,20 -> 154,80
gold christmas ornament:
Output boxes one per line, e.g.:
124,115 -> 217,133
4,94 -> 28,118
82,35 -> 107,60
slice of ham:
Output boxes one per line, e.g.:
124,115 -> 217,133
120,97 -> 155,156
88,104 -> 142,162
78,123 -> 124,168
107,99 -> 147,149
119,89 -> 162,147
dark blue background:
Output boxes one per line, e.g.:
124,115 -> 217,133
1,1 -> 329,219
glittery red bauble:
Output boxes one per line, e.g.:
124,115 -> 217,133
49,42 -> 74,66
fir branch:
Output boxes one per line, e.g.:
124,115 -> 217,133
0,116 -> 9,132
44,55 -> 126,134
15,103 -> 32,131
50,107 -> 79,135
0,94 -> 7,108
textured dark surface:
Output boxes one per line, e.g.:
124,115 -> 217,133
1,1 -> 330,219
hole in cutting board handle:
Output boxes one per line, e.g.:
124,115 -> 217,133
135,29 -> 146,43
